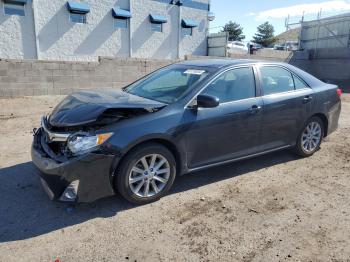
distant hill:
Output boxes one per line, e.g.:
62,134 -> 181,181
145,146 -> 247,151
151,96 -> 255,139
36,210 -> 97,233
274,28 -> 301,44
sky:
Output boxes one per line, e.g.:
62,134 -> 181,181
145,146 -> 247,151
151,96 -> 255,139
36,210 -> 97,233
209,0 -> 350,41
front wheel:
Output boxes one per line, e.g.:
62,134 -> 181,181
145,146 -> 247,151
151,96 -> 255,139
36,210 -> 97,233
115,143 -> 176,204
294,116 -> 324,157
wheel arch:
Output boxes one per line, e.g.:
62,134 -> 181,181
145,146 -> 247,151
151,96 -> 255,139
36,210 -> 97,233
311,113 -> 329,137
113,138 -> 184,183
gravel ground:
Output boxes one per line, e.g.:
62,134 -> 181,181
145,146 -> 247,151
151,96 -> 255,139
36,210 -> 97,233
0,94 -> 349,262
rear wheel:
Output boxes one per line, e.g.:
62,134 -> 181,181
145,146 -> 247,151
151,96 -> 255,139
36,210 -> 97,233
294,116 -> 324,157
115,143 -> 176,204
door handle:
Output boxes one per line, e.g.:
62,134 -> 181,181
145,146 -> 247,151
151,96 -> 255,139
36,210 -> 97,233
303,96 -> 313,103
250,105 -> 262,114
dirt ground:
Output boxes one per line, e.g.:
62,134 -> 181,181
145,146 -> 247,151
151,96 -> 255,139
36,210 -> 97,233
0,94 -> 350,262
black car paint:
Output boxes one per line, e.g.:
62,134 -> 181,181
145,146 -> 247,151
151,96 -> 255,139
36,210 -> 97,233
31,59 -> 341,203
49,90 -> 166,127
32,129 -> 116,202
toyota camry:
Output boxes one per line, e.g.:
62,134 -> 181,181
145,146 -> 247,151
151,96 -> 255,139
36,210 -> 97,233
31,59 -> 342,204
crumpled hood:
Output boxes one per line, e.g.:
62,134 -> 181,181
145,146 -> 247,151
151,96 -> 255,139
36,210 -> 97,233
48,90 -> 166,127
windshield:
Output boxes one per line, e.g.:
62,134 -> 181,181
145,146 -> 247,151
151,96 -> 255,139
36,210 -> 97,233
124,66 -> 209,104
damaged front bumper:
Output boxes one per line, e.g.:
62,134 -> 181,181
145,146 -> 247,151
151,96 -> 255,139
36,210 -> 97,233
31,128 -> 118,203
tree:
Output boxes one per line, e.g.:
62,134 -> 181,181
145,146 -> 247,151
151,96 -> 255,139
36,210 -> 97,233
252,22 -> 276,47
222,21 -> 245,41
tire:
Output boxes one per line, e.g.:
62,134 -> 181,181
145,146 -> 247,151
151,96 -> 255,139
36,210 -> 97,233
115,142 -> 176,204
294,116 -> 324,157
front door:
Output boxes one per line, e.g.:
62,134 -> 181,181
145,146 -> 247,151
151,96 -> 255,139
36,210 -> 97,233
185,67 -> 263,169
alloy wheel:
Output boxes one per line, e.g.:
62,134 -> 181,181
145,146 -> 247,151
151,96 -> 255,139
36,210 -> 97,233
301,121 -> 322,153
128,154 -> 171,198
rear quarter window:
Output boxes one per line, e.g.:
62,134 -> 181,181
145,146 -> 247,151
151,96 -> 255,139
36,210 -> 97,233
293,74 -> 309,90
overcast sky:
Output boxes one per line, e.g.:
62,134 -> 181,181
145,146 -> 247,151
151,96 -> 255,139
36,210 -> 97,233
209,0 -> 350,41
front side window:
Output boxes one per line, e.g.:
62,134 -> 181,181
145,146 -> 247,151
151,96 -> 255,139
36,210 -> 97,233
182,27 -> 192,36
260,66 -> 295,95
115,18 -> 127,29
151,23 -> 162,32
201,67 -> 256,103
4,3 -> 25,16
125,67 -> 209,104
70,13 -> 87,24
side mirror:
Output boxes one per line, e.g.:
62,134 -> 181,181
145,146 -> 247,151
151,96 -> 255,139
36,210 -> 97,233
196,94 -> 220,108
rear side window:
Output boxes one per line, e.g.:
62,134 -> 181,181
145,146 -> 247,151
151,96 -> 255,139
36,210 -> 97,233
202,67 -> 256,103
260,66 -> 294,95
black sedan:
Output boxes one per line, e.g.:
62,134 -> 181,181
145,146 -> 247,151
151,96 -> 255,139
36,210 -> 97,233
31,59 -> 342,204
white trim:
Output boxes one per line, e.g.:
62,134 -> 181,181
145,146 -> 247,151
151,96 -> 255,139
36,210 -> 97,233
129,0 -> 132,58
32,0 -> 40,59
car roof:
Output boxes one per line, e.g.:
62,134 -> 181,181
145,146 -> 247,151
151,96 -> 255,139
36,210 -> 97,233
178,59 -> 265,69
177,59 -> 324,87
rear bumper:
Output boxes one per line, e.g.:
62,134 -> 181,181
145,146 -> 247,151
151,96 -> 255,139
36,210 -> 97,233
31,129 -> 117,203
327,100 -> 341,136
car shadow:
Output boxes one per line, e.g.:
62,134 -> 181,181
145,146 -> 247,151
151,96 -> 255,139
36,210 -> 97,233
0,150 -> 299,243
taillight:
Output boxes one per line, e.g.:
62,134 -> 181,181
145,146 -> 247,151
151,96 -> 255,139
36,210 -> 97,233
336,88 -> 342,98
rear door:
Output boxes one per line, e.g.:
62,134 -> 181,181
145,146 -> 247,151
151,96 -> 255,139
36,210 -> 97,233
257,65 -> 313,150
184,66 -> 263,168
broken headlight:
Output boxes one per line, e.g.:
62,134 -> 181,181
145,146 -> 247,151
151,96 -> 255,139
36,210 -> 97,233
67,132 -> 113,155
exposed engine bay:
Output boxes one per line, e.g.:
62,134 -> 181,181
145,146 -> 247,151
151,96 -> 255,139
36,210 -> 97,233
36,90 -> 166,162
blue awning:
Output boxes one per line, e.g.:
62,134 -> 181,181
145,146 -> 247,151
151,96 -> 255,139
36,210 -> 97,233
112,8 -> 131,19
3,0 -> 27,4
67,1 -> 90,14
149,14 -> 167,24
182,19 -> 199,28
176,0 -> 184,6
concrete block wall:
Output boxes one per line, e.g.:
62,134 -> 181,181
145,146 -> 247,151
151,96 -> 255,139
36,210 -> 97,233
227,49 -> 292,62
288,48 -> 350,91
0,57 -> 176,98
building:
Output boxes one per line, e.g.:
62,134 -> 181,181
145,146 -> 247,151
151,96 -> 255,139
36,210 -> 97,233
0,0 -> 211,61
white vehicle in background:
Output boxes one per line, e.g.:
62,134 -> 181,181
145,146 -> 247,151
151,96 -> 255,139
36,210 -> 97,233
274,41 -> 299,51
227,41 -> 248,54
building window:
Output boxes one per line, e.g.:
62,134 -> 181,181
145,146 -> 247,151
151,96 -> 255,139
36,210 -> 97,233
115,18 -> 127,29
182,27 -> 192,36
4,2 -> 25,16
151,23 -> 162,32
69,13 -> 87,24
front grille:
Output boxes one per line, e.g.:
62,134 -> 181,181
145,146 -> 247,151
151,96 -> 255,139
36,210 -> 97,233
40,128 -> 69,163
41,116 -> 70,143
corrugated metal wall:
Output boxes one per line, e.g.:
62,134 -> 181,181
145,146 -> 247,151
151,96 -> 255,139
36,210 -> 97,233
300,13 -> 350,50
207,32 -> 228,57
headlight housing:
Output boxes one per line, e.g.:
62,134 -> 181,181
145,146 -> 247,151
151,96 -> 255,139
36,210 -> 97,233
67,132 -> 113,155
